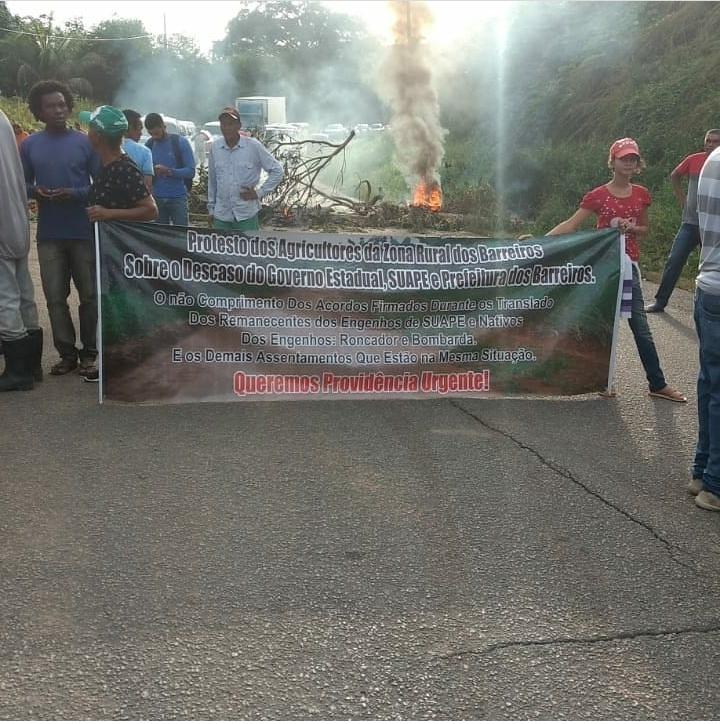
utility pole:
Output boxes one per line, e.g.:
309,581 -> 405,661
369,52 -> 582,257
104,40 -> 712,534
163,13 -> 168,50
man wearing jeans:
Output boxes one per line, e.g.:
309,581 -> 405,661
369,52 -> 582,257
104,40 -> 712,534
143,113 -> 195,226
691,145 -> 720,510
207,106 -> 283,231
20,80 -> 100,377
647,129 -> 720,313
0,109 -> 42,392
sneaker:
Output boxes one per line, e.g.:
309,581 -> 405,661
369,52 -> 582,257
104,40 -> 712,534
645,302 -> 665,313
695,489 -> 720,511
82,364 -> 99,383
78,357 -> 97,375
50,357 -> 78,375
688,477 -> 704,496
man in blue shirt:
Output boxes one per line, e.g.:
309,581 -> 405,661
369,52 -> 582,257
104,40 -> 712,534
122,108 -> 153,193
144,112 -> 195,226
21,80 -> 101,377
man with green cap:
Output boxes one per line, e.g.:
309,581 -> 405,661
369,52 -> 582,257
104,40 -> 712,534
80,105 -> 158,226
78,105 -> 158,381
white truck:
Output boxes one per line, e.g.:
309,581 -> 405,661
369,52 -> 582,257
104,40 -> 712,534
234,96 -> 287,131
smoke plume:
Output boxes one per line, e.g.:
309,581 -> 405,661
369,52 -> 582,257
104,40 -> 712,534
377,0 -> 447,188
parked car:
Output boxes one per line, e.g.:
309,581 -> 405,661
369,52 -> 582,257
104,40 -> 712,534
288,122 -> 310,139
202,121 -> 222,139
323,123 -> 349,141
198,121 -> 221,157
354,123 -> 370,134
177,120 -> 196,139
369,123 -> 385,133
263,124 -> 299,142
309,132 -> 331,143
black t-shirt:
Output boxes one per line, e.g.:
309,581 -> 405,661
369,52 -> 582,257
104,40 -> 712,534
88,155 -> 149,208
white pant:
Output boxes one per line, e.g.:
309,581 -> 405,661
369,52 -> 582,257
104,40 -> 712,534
0,255 -> 39,341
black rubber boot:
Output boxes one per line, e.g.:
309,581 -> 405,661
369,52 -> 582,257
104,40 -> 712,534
26,328 -> 44,382
0,336 -> 34,392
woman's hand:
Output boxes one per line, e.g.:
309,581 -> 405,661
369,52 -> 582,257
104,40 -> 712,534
86,205 -> 113,222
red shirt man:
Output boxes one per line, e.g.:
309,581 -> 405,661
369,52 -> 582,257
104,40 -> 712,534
646,129 -> 720,312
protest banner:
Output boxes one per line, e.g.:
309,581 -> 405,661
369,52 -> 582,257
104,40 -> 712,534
96,223 -> 623,404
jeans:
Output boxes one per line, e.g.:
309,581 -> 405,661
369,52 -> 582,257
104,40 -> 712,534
37,239 -> 97,361
693,287 -> 720,495
156,196 -> 189,226
0,255 -> 39,341
629,266 -> 666,392
654,223 -> 701,307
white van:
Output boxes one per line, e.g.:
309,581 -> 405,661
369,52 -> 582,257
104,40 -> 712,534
177,120 -> 196,138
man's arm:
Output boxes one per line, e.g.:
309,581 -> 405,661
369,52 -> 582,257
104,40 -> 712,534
19,141 -> 68,200
140,146 -> 154,193
170,136 -> 196,179
20,140 -> 39,199
207,145 -> 216,224
670,167 -> 686,208
147,139 -> 170,176
255,142 -> 284,198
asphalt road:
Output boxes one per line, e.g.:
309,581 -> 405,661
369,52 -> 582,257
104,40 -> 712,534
1,245 -> 719,719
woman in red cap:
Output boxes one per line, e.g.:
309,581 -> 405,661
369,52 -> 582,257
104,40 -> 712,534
546,138 -> 686,402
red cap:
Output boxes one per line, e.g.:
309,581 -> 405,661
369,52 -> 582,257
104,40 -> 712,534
610,137 -> 640,159
218,106 -> 240,121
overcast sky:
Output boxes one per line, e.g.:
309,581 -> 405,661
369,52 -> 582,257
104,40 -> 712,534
4,1 -> 509,53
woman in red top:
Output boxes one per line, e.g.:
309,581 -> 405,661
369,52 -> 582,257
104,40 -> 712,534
546,138 -> 686,402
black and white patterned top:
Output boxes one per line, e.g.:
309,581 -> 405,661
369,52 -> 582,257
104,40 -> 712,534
88,155 -> 149,209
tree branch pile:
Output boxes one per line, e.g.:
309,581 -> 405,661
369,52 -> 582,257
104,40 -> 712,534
260,131 -> 471,233
189,131 -> 496,235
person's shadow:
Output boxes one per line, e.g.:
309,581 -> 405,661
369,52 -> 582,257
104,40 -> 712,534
652,310 -> 698,343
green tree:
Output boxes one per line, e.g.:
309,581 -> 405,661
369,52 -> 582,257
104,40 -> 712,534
72,18 -> 153,101
215,0 -> 381,126
217,0 -> 362,59
0,13 -> 73,94
0,10 -> 94,96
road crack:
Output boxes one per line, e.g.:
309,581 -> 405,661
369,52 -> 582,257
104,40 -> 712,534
433,622 -> 720,659
449,399 -> 698,574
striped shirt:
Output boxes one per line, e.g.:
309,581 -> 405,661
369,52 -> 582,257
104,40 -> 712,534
696,146 -> 720,294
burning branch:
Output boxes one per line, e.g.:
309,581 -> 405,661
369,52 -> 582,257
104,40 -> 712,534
412,179 -> 442,212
